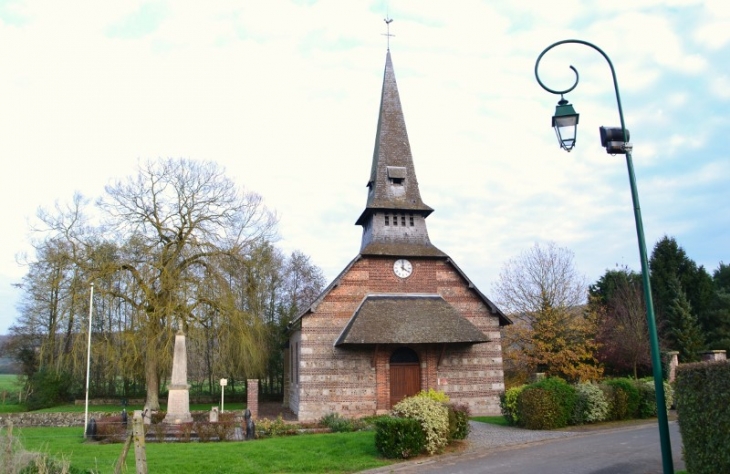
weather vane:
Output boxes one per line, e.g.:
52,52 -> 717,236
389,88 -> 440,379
383,16 -> 394,50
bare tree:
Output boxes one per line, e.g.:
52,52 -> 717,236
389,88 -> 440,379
494,242 -> 601,383
94,158 -> 278,409
594,274 -> 651,378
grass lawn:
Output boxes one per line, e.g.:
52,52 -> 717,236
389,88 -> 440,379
471,415 -> 509,426
0,374 -> 21,393
0,374 -> 23,412
14,426 -> 394,474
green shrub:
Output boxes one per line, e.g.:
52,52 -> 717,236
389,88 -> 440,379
571,382 -> 609,425
25,369 -> 73,411
392,395 -> 449,455
517,377 -> 575,430
320,413 -> 357,433
373,416 -> 426,459
256,415 -> 291,438
416,388 -> 450,404
638,377 -> 673,413
447,404 -> 470,440
500,385 -> 526,426
601,378 -> 640,420
636,380 -> 658,418
675,361 -> 730,474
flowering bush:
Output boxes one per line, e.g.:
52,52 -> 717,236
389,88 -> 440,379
572,382 -> 609,424
416,388 -> 450,404
392,395 -> 449,455
500,385 -> 527,425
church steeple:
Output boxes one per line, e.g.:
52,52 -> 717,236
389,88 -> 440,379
356,51 -> 445,257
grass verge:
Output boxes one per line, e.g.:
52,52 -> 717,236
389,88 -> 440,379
471,415 -> 509,426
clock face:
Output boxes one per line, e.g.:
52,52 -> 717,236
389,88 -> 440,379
393,259 -> 413,278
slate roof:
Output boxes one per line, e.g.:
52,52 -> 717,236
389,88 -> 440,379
335,294 -> 490,346
355,51 -> 433,226
359,241 -> 447,257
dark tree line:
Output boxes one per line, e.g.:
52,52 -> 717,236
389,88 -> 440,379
590,235 -> 729,376
6,158 -> 325,409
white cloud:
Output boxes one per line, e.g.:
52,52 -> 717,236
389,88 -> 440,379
0,1 -> 727,332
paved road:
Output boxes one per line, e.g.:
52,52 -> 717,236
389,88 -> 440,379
364,421 -> 685,474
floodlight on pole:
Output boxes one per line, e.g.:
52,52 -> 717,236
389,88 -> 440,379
535,39 -> 674,474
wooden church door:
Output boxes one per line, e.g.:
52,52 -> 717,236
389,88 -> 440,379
389,347 -> 421,407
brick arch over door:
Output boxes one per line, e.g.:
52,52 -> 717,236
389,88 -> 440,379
389,347 -> 421,408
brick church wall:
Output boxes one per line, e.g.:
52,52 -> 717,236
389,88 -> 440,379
291,256 -> 505,421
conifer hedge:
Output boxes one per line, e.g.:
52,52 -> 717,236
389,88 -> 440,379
675,360 -> 730,474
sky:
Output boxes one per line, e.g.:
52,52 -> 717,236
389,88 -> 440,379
0,0 -> 728,334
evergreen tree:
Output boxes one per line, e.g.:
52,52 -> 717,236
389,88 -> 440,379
704,263 -> 730,352
649,236 -> 713,342
666,276 -> 704,363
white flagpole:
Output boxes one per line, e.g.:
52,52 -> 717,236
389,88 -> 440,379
84,282 -> 94,438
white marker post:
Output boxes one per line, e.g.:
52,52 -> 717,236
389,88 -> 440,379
220,378 -> 228,413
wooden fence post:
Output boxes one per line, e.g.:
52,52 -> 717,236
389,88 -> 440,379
113,432 -> 133,474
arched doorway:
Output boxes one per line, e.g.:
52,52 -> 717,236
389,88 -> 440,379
390,347 -> 421,407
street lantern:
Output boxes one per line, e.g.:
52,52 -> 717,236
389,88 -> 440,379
552,97 -> 579,152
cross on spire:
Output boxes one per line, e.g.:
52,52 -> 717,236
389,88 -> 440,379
382,17 -> 394,50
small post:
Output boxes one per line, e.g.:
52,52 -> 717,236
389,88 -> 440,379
4,422 -> 13,462
132,410 -> 148,474
220,378 -> 228,413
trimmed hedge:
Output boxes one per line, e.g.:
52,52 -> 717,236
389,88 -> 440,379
374,416 -> 426,459
601,378 -> 640,421
675,360 -> 730,474
517,377 -> 576,430
503,376 -> 675,431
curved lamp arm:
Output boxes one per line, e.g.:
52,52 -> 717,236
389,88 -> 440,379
534,39 -> 628,143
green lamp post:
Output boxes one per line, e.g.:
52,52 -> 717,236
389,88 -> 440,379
535,39 -> 674,474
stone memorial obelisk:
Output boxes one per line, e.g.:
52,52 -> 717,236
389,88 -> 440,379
163,328 -> 193,424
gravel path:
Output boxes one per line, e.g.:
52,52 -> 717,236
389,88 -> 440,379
464,420 -> 579,451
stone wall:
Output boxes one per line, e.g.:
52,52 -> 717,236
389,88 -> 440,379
0,412 -> 109,427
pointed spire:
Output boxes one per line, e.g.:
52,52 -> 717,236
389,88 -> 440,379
356,51 -> 433,225
356,51 -> 444,257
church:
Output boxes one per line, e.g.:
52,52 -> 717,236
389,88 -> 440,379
284,49 -> 511,422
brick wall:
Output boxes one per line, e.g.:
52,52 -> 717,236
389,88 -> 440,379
291,256 -> 505,421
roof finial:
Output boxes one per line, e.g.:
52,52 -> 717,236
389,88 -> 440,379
383,16 -> 394,51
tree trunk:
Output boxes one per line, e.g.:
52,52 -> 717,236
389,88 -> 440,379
145,346 -> 160,410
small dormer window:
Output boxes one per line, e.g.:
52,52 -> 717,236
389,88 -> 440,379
387,166 -> 406,185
